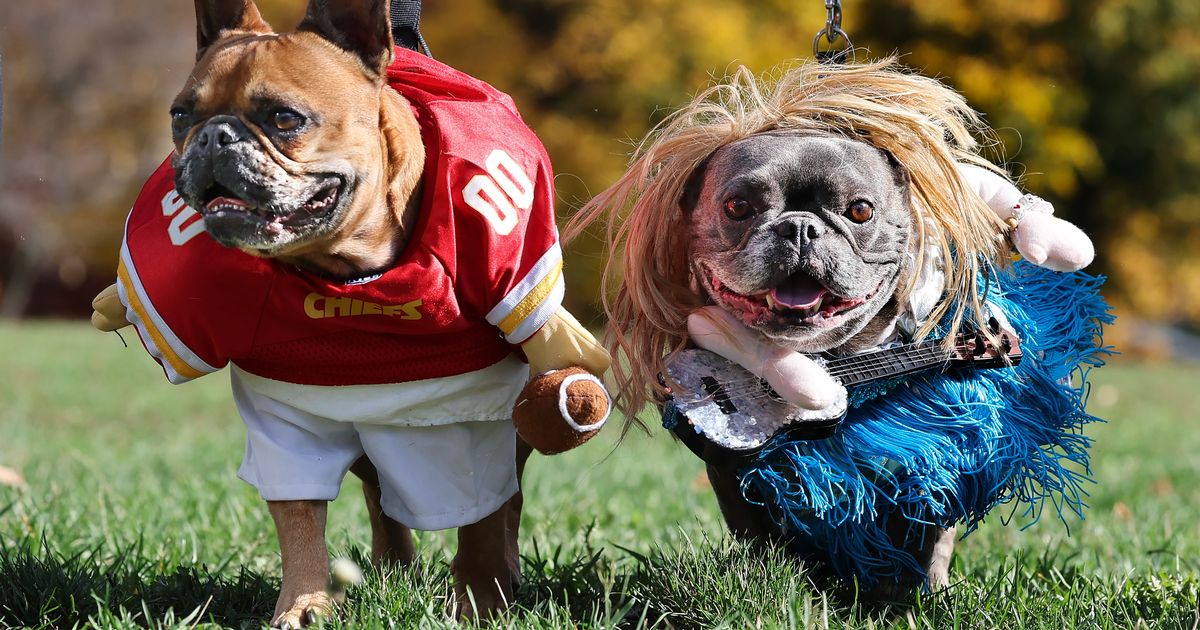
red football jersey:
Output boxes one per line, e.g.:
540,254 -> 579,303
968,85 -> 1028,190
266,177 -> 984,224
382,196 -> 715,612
117,48 -> 564,386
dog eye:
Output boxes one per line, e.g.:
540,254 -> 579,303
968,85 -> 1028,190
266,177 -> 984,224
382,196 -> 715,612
723,198 -> 754,221
271,109 -> 306,132
169,108 -> 192,135
845,200 -> 874,223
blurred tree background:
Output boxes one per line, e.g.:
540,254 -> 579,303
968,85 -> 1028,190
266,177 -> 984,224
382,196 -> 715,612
1,0 -> 1197,353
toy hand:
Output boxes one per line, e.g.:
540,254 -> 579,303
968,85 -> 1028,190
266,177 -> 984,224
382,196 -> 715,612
514,307 -> 612,455
687,306 -> 846,412
91,282 -> 130,332
1009,211 -> 1095,272
957,164 -> 1095,272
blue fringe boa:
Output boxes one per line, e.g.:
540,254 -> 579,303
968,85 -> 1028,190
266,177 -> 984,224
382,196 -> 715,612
729,261 -> 1115,588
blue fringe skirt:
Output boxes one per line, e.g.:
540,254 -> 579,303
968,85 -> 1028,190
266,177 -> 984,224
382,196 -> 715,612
734,261 -> 1115,588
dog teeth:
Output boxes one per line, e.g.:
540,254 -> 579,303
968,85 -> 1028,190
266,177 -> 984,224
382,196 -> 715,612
765,293 -> 779,310
211,203 -> 247,212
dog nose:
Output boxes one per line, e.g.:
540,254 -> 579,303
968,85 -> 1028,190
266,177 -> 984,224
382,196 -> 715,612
196,116 -> 249,150
772,216 -> 824,246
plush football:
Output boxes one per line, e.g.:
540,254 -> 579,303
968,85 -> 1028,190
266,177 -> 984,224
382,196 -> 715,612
513,367 -> 611,455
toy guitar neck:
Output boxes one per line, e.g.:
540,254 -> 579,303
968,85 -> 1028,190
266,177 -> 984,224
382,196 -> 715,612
824,324 -> 1018,386
664,317 -> 1022,461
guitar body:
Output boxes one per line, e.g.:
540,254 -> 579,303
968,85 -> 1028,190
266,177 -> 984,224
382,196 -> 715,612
663,349 -> 843,464
663,320 -> 1022,466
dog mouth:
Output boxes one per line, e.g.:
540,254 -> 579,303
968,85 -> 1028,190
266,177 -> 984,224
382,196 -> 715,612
199,179 -> 343,234
704,266 -> 880,329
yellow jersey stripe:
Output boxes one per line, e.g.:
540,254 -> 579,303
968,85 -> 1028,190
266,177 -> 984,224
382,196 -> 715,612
486,246 -> 563,325
505,277 -> 564,344
117,260 -> 206,381
497,260 -> 563,335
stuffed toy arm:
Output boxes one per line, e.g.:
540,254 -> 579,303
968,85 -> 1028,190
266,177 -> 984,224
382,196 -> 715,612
512,307 -> 613,455
93,280 -> 614,377
520,307 -> 611,375
95,279 -> 613,454
94,276 -> 610,455
686,306 -> 846,413
957,164 -> 1095,272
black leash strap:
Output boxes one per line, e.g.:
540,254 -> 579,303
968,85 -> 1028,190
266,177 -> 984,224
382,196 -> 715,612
0,55 -> 5,151
812,0 -> 853,64
390,0 -> 431,57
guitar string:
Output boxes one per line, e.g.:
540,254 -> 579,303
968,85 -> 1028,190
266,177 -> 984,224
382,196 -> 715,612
826,345 -> 947,380
702,344 -> 947,397
673,333 -> 997,402
720,338 -> 1009,403
824,332 -> 1005,379
684,344 -> 952,401
824,343 -> 945,377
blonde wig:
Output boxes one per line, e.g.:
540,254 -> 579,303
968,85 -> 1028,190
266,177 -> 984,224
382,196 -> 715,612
565,57 -> 1013,428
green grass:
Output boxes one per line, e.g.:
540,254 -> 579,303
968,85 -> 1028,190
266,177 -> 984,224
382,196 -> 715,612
1,322 -> 1198,628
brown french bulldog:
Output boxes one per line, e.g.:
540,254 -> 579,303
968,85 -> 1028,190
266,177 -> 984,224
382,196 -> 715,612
90,0 -> 611,626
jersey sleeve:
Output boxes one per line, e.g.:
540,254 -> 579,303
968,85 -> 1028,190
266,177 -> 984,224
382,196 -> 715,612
117,158 -> 259,383
483,148 -> 564,345
447,143 -> 564,346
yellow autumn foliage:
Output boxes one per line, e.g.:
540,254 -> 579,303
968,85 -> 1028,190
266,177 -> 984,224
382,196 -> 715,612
0,0 -> 1196,342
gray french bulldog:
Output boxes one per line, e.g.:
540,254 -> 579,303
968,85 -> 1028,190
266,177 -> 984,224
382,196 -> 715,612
680,131 -> 955,594
686,132 -> 914,353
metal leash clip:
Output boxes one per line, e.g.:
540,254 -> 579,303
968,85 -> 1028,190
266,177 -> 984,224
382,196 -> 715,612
812,0 -> 853,63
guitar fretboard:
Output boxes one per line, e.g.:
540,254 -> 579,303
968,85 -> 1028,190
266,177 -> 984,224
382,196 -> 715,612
823,339 -> 950,386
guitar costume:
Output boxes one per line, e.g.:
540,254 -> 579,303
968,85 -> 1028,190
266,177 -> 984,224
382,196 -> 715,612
655,153 -> 1112,588
116,49 -> 567,529
673,261 -> 1112,586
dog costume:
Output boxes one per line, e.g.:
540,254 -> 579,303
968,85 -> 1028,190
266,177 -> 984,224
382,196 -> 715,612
106,48 -> 603,528
569,59 -> 1112,589
671,260 -> 1113,587
713,170 -> 1112,585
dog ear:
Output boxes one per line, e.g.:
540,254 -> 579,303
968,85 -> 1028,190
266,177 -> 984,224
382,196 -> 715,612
679,156 -> 712,214
194,0 -> 271,60
879,148 -> 911,190
299,0 -> 395,78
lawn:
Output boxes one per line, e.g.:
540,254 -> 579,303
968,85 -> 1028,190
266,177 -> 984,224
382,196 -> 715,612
1,322 -> 1197,628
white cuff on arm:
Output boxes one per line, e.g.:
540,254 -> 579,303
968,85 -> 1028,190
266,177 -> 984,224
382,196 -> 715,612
485,246 -> 565,345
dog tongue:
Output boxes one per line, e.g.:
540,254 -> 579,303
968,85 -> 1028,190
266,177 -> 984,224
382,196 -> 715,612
770,272 -> 826,308
206,196 -> 251,210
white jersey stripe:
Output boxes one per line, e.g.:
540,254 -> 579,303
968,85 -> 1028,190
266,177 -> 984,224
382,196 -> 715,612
119,239 -> 218,377
115,279 -> 192,384
504,275 -> 564,344
485,245 -> 563,326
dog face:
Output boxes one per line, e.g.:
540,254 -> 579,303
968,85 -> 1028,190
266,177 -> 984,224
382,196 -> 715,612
683,132 -> 913,352
169,0 -> 398,256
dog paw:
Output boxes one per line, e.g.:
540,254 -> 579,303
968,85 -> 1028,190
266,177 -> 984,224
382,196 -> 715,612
272,591 -> 332,629
451,581 -> 511,622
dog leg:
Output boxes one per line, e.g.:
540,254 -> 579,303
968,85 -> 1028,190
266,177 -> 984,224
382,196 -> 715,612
867,521 -> 956,601
450,437 -> 530,621
706,464 -> 785,546
350,456 -> 415,566
926,526 -> 956,589
269,500 -> 333,629
504,438 -> 534,587
451,504 -> 513,620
